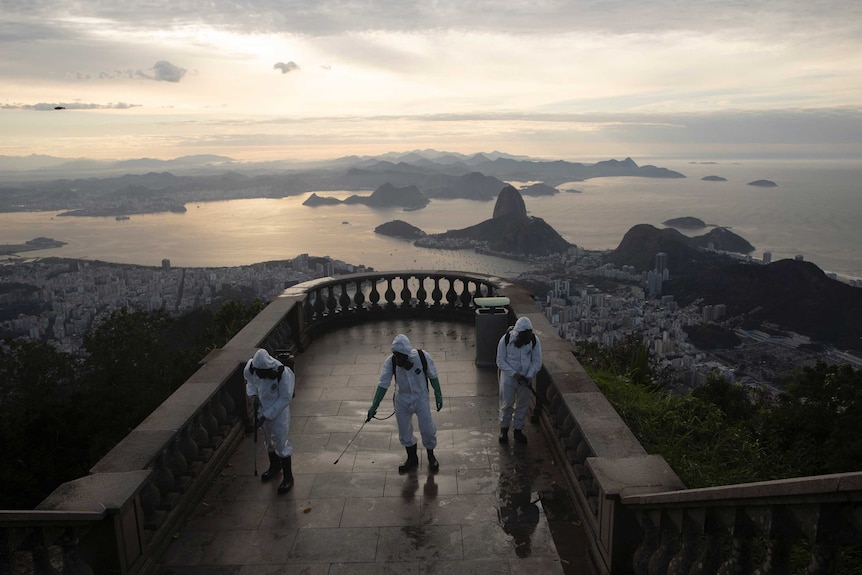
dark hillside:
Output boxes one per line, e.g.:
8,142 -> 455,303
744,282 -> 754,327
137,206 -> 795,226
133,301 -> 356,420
667,259 -> 862,352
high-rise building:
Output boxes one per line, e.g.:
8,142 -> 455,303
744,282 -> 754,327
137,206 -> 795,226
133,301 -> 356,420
655,252 -> 668,274
162,259 -> 171,269
763,251 -> 772,264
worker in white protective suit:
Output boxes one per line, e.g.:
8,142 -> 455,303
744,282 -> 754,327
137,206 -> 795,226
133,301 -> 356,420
496,316 -> 542,444
245,349 -> 295,494
366,334 -> 444,473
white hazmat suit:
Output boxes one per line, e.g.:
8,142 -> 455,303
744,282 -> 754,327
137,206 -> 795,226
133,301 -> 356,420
368,334 -> 443,472
496,317 -> 542,442
245,349 -> 295,492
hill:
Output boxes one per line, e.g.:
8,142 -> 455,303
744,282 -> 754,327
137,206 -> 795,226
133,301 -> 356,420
604,224 -> 743,275
417,185 -> 572,256
666,259 -> 862,352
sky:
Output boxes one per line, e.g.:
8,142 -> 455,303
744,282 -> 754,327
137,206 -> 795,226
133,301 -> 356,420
2,0 -> 862,162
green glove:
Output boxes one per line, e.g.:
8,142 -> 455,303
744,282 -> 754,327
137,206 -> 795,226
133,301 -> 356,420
367,386 -> 388,422
430,378 -> 443,411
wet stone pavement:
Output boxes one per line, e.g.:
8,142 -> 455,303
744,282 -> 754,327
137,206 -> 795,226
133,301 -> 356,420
158,319 -> 591,574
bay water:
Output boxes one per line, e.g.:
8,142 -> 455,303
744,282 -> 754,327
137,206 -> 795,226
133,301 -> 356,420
1,158 -> 860,280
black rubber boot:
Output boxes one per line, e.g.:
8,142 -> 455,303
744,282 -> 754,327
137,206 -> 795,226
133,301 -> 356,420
498,427 -> 509,444
427,449 -> 439,473
278,456 -> 294,494
261,451 -> 281,482
398,444 -> 419,474
513,429 -> 528,444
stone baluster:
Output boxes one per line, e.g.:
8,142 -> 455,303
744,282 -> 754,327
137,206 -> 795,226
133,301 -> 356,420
201,404 -> 220,439
744,505 -> 796,574
324,284 -> 338,314
189,417 -> 211,456
648,509 -> 679,575
352,279 -> 367,310
338,280 -> 352,312
303,293 -> 316,323
667,508 -> 702,575
689,508 -> 726,575
211,394 -> 229,428
415,274 -> 428,307
445,278 -> 458,306
58,528 -> 93,575
399,274 -> 412,308
633,510 -> 661,575
368,278 -> 381,308
714,507 -> 754,575
30,528 -> 54,575
179,426 -> 201,462
384,277 -> 397,308
459,280 -> 472,307
431,277 -> 443,306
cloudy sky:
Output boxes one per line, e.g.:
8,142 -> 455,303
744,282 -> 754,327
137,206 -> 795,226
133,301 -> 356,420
2,0 -> 861,161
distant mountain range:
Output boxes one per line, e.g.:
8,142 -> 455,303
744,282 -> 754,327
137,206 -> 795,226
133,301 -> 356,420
0,151 -> 686,216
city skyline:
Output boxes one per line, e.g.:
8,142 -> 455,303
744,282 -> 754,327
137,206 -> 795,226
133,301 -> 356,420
2,1 -> 862,162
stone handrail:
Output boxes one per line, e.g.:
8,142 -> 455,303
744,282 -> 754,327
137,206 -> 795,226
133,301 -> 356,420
0,270 -> 501,574
620,473 -> 862,574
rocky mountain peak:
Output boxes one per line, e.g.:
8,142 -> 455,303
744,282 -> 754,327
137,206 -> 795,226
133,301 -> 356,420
492,185 -> 527,219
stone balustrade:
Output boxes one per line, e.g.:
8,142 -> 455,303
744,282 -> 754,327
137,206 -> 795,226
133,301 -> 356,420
2,270 -> 860,574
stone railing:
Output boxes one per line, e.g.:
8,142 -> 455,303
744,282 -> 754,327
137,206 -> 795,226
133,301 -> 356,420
0,270 -> 502,574
3,270 -> 860,574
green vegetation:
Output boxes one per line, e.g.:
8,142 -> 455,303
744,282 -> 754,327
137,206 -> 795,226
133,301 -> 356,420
577,338 -> 862,488
0,300 -> 263,509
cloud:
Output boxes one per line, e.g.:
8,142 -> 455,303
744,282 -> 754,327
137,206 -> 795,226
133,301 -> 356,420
1,102 -> 141,111
273,61 -> 300,74
136,60 -> 187,82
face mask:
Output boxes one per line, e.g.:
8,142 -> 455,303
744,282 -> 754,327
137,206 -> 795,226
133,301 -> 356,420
514,330 -> 533,348
394,352 -> 414,370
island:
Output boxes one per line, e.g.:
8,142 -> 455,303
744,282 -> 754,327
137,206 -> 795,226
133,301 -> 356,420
747,179 -> 778,187
518,183 -> 558,196
702,175 -> 727,182
0,237 -> 67,255
663,217 -> 707,229
374,220 -> 427,240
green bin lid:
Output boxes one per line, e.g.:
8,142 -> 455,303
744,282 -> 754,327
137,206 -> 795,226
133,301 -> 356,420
474,297 -> 510,307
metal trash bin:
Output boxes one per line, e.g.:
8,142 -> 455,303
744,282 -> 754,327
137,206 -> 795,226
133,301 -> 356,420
474,297 -> 510,368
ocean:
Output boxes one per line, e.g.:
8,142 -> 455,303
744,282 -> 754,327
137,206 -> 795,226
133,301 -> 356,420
1,158 -> 860,280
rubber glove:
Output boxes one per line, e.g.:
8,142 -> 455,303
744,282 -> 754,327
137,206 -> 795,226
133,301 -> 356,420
367,386 -> 388,422
430,378 -> 443,411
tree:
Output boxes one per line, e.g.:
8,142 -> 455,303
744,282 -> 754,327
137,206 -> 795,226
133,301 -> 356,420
0,339 -> 86,508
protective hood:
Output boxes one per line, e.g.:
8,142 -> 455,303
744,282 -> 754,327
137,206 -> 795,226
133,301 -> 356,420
391,334 -> 413,355
513,316 -> 533,334
251,349 -> 280,370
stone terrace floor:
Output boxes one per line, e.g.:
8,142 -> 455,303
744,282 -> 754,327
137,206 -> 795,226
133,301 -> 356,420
157,318 -> 592,574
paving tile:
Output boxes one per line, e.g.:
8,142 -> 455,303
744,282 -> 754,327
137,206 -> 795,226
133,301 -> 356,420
185,499 -> 269,531
309,471 -> 387,498
329,564 -> 420,575
419,494 -> 499,525
341,496 -> 421,527
288,526 -> 379,563
456,469 -> 500,495
260,497 -> 346,529
239,565 -> 329,575
209,529 -> 296,565
160,529 -> 217,566
384,470 -> 457,498
423,559 -> 512,575
376,525 -> 464,562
